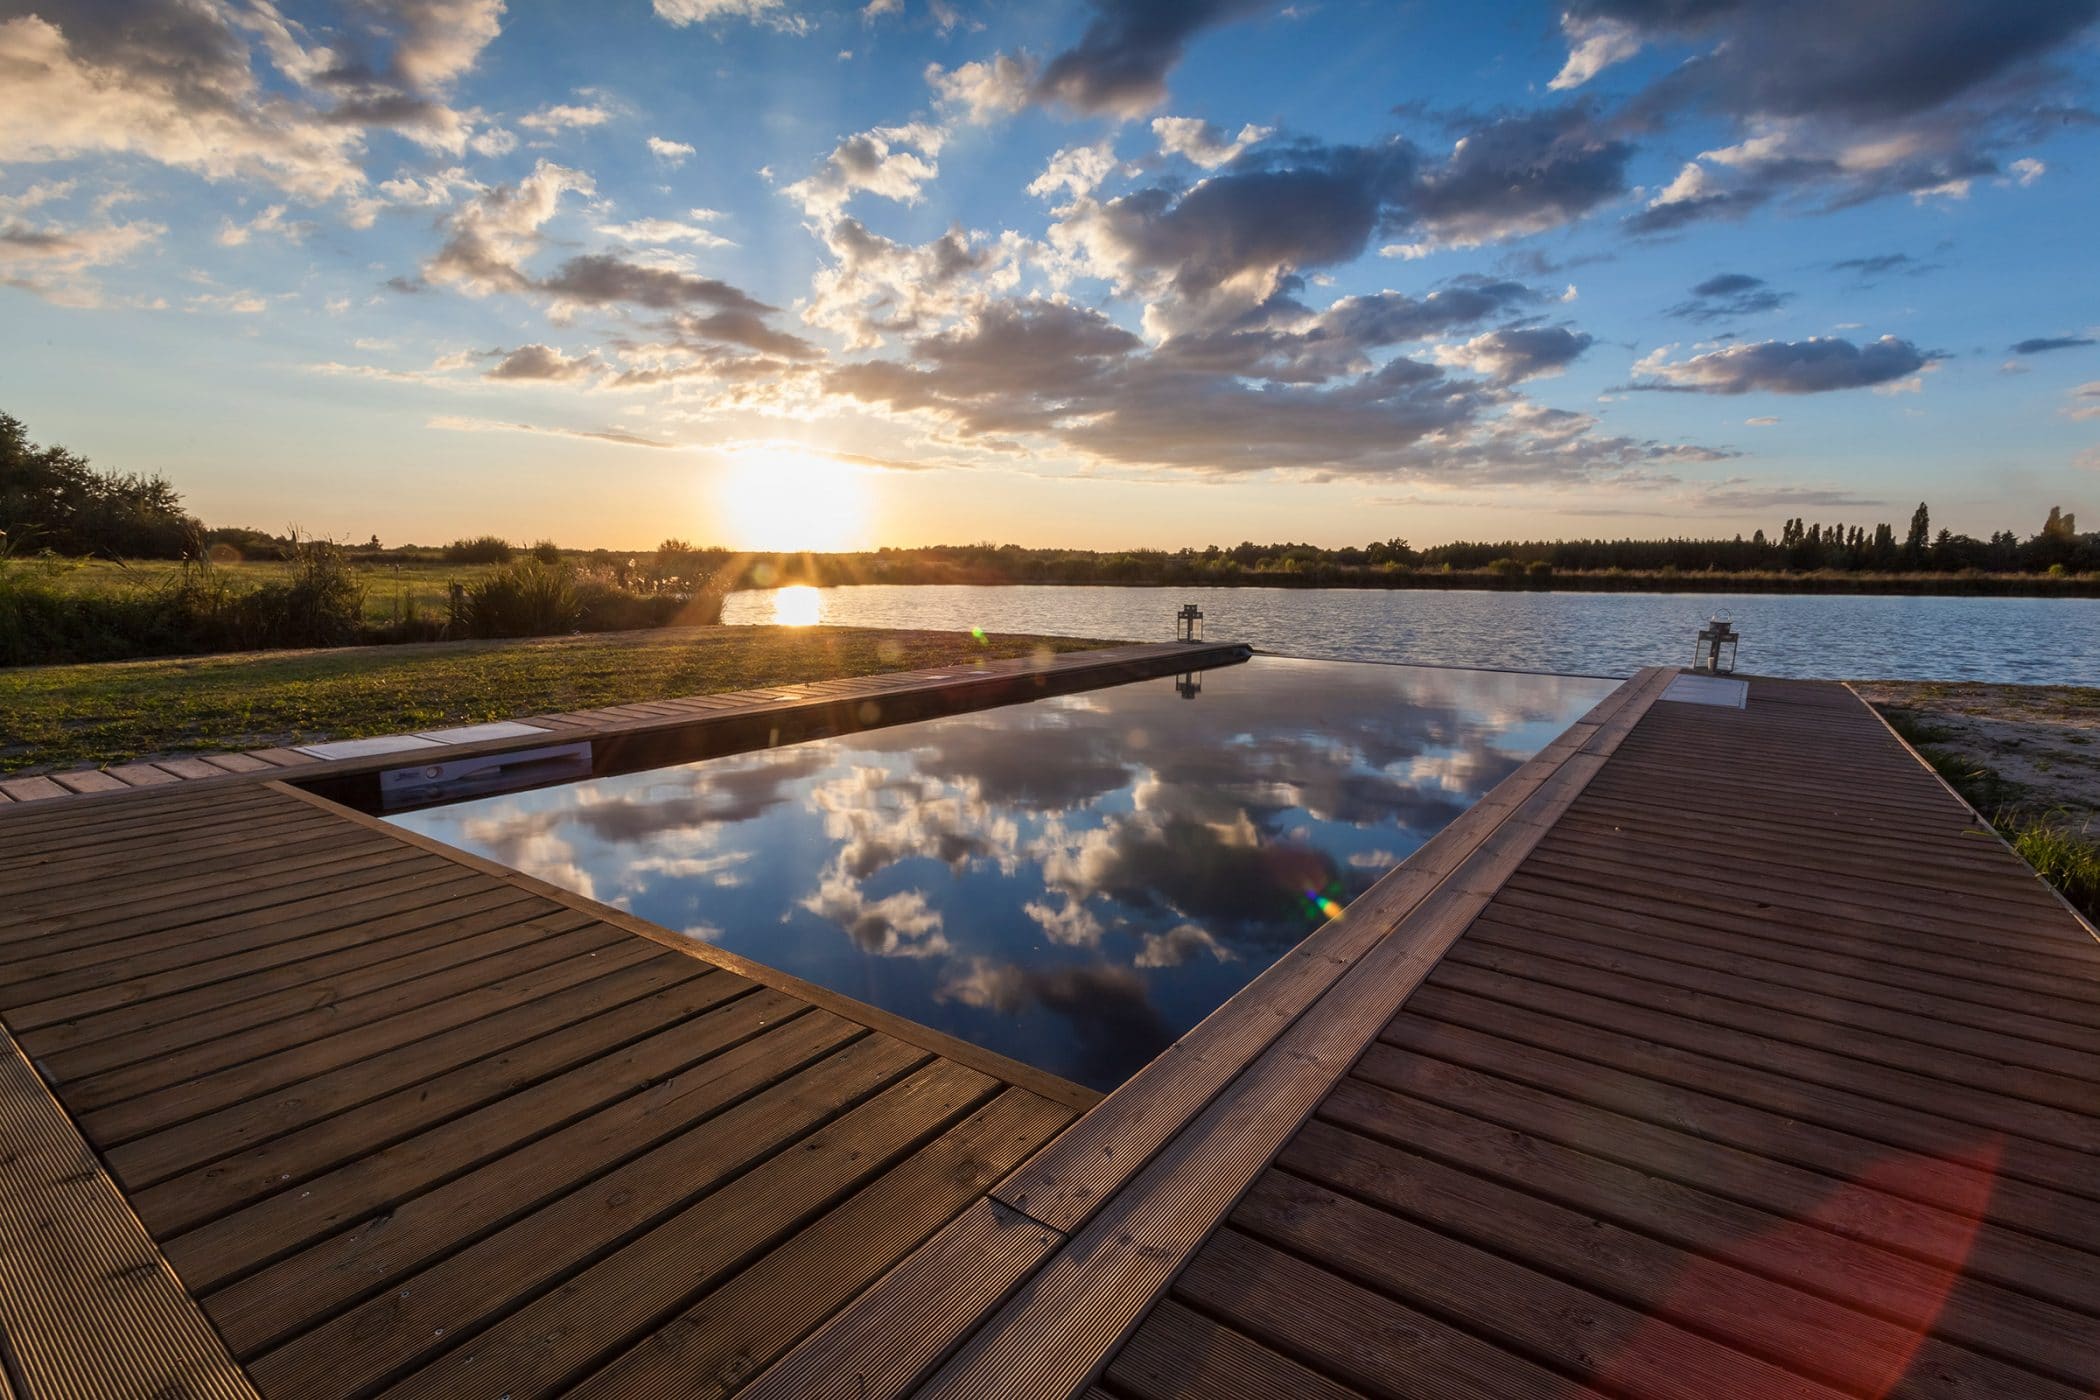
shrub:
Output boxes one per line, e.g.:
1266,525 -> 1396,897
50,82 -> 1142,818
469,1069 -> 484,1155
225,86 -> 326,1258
232,535 -> 365,648
444,535 -> 515,564
530,539 -> 562,565
466,560 -> 583,637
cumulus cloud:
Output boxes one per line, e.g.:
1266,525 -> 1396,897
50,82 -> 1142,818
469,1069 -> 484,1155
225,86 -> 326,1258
538,253 -> 772,314
422,160 -> 596,295
1133,922 -> 1236,968
2011,335 -> 2096,356
825,294 -> 1719,485
1029,142 -> 1123,202
926,53 -> 1036,122
1667,272 -> 1791,322
802,217 -> 1026,349
0,8 -> 365,200
1151,116 -> 1271,168
1627,335 -> 1937,395
783,123 -> 944,218
647,135 -> 696,165
1433,326 -> 1594,384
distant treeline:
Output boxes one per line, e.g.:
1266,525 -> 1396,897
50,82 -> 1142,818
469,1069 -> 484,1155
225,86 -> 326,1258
4,410 -> 2095,596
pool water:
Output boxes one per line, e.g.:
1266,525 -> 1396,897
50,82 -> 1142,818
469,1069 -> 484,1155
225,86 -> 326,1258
390,657 -> 1616,1091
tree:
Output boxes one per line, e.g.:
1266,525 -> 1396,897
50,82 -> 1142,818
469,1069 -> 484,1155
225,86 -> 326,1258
0,411 -> 197,557
1904,502 -> 1931,562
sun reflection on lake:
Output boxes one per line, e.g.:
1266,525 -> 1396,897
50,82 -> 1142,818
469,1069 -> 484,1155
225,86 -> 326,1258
772,585 -> 822,626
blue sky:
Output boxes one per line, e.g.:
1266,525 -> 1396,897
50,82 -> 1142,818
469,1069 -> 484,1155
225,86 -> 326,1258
3,0 -> 2098,549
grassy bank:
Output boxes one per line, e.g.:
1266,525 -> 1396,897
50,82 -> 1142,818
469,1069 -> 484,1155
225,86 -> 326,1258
1860,680 -> 2100,921
0,625 -> 1107,774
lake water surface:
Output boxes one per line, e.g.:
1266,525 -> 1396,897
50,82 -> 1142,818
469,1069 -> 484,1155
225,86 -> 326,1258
725,584 -> 2100,684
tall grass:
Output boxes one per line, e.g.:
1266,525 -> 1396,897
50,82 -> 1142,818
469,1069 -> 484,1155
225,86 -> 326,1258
2003,813 -> 2100,921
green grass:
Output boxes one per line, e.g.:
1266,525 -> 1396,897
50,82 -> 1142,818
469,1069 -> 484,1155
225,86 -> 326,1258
1880,707 -> 2100,922
40,557 -> 498,627
0,625 -> 1108,773
2004,813 -> 2100,921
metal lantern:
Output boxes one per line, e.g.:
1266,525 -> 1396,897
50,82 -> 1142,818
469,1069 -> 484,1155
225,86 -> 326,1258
1694,611 -> 1740,673
1175,670 -> 1203,700
1175,602 -> 1204,642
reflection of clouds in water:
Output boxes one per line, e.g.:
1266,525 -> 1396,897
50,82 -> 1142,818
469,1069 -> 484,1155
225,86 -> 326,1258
1135,923 -> 1237,969
1022,893 -> 1104,949
798,869 -> 951,959
809,765 -> 1020,880
1032,805 -> 1337,945
934,958 -> 1173,1088
847,717 -> 1135,812
406,657 -> 1613,1090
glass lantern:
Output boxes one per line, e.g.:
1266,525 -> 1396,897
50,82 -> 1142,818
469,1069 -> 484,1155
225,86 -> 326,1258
1693,612 -> 1740,673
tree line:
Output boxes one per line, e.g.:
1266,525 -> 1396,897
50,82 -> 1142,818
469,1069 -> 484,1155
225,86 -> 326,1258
3,411 -> 2094,586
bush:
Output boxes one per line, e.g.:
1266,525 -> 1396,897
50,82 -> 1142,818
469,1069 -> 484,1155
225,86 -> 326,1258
466,560 -> 583,638
444,535 -> 514,564
231,535 -> 365,648
530,539 -> 562,565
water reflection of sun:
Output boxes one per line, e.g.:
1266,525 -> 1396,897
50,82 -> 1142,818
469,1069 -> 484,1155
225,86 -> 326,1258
772,584 -> 822,627
716,448 -> 868,552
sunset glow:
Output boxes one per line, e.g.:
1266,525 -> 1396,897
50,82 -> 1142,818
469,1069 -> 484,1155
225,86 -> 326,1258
716,451 -> 870,553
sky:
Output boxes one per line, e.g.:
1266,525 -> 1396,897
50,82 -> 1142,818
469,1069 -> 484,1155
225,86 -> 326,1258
3,0 -> 2099,552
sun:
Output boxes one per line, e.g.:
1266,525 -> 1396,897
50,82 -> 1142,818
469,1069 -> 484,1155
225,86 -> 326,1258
715,447 -> 870,552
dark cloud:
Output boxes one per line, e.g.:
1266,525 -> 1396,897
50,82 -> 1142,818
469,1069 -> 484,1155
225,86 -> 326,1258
537,255 -> 773,314
1436,326 -> 1596,384
2010,335 -> 2096,355
1573,1 -> 2100,219
1628,335 -> 1936,394
1583,0 -> 2099,126
1404,105 -> 1634,248
1031,0 -> 1280,116
1623,186 -> 1772,235
1667,272 -> 1792,321
1829,251 -> 1939,282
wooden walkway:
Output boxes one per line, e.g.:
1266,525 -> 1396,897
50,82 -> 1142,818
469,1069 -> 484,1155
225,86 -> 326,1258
745,674 -> 2100,1399
2,662 -> 2095,1398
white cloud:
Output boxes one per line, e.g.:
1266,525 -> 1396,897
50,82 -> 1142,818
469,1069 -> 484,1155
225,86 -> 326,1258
652,0 -> 811,34
1028,142 -> 1120,202
519,103 -> 613,133
0,14 -> 364,201
927,54 -> 1035,122
1150,116 -> 1271,169
1549,14 -> 1642,90
863,0 -> 903,18
2010,157 -> 2045,187
647,136 -> 697,165
0,217 -> 163,306
215,204 -> 306,247
595,216 -> 734,247
783,123 -> 944,219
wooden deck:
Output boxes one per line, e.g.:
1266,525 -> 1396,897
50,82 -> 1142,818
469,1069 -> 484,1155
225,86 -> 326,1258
3,660 -> 2095,1398
745,674 -> 2100,1399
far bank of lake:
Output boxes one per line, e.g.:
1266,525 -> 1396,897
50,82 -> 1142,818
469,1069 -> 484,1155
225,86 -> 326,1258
724,583 -> 2100,686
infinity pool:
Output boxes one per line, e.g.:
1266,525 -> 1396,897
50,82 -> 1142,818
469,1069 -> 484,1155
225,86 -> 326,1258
390,656 -> 1615,1090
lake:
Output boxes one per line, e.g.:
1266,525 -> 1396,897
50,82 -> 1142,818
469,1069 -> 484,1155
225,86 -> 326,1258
724,584 -> 2100,685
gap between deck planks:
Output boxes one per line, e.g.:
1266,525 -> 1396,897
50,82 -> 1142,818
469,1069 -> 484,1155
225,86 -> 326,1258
739,665 -> 1677,1399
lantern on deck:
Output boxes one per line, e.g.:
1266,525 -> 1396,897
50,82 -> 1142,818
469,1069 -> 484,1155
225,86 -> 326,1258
1694,612 -> 1740,673
1175,602 -> 1204,642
